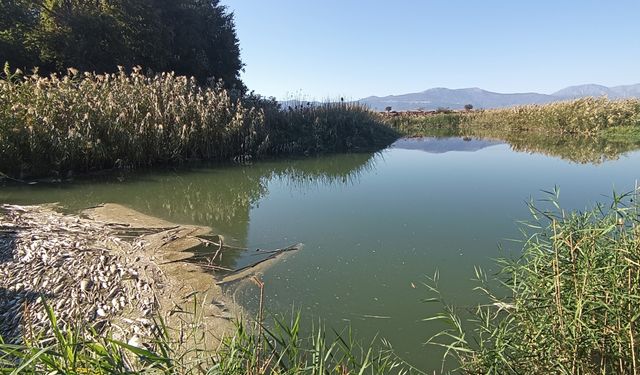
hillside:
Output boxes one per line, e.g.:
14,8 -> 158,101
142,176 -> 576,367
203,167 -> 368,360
359,84 -> 640,111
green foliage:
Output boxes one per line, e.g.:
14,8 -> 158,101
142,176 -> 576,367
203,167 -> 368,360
387,112 -> 465,137
0,0 -> 243,88
0,308 -> 418,374
0,0 -> 38,70
256,99 -> 398,155
213,313 -> 420,374
0,68 -> 397,178
427,190 -> 640,374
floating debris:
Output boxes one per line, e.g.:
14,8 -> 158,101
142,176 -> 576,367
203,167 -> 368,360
0,204 -> 159,343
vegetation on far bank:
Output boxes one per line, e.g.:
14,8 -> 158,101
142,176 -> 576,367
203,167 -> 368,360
0,67 -> 397,179
388,97 -> 640,163
389,97 -> 640,136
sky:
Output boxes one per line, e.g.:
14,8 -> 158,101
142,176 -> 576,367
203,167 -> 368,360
222,0 -> 640,100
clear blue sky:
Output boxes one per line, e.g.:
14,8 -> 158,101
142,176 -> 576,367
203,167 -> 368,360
222,0 -> 640,100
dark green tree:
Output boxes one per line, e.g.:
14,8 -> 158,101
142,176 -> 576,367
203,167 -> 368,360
0,0 -> 40,70
0,0 -> 244,88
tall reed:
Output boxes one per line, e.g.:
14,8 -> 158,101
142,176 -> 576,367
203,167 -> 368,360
389,97 -> 640,137
0,67 -> 397,178
1,66 -> 265,177
387,98 -> 640,163
253,97 -> 398,155
427,189 -> 640,374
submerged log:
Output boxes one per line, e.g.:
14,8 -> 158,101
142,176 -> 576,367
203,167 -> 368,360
217,243 -> 303,285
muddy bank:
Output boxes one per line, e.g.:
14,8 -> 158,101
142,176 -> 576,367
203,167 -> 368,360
0,203 -> 240,347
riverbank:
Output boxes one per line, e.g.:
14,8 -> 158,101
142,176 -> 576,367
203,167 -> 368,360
0,203 -> 408,374
389,97 -> 640,136
0,68 -> 397,180
0,203 -> 239,349
387,97 -> 640,163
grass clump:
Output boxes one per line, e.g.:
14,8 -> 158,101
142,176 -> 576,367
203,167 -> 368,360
428,189 -> 640,374
0,66 -> 397,179
0,308 -> 416,374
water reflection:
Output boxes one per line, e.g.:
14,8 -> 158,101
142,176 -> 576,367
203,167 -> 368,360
500,133 -> 640,164
2,137 -> 640,370
434,128 -> 640,163
0,152 -> 379,254
391,137 -> 503,153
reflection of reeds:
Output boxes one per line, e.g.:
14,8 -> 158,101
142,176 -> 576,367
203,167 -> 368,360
0,68 -> 397,178
388,97 -> 640,163
119,153 -> 380,231
427,190 -> 640,373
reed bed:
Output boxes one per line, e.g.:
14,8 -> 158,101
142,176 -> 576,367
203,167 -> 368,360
256,98 -> 398,155
387,98 -> 640,163
0,67 -> 397,179
428,190 -> 640,374
466,97 -> 640,135
389,97 -> 640,137
387,112 -> 465,138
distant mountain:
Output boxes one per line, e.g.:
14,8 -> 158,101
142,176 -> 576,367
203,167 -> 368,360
551,84 -> 613,99
552,84 -> 640,100
358,84 -> 640,111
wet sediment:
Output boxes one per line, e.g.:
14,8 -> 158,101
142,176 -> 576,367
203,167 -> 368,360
0,203 -> 237,346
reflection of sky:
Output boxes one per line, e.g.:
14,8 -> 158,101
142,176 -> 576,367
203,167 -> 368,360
391,137 -> 504,153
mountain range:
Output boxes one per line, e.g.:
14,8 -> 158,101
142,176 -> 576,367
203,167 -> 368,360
358,84 -> 640,111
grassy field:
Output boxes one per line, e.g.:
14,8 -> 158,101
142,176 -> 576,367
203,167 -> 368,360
0,67 -> 397,179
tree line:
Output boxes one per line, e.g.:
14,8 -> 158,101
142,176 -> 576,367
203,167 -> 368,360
0,0 -> 243,88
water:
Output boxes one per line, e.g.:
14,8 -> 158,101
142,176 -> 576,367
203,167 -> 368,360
2,137 -> 639,370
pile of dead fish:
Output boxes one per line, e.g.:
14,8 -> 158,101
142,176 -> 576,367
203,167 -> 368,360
0,204 -> 158,343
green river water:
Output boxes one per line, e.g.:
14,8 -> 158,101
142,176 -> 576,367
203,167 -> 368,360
2,136 -> 639,370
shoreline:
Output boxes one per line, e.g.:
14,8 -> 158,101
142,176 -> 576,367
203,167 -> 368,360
0,203 -> 242,348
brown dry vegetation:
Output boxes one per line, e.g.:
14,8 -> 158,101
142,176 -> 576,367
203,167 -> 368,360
0,67 -> 397,179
